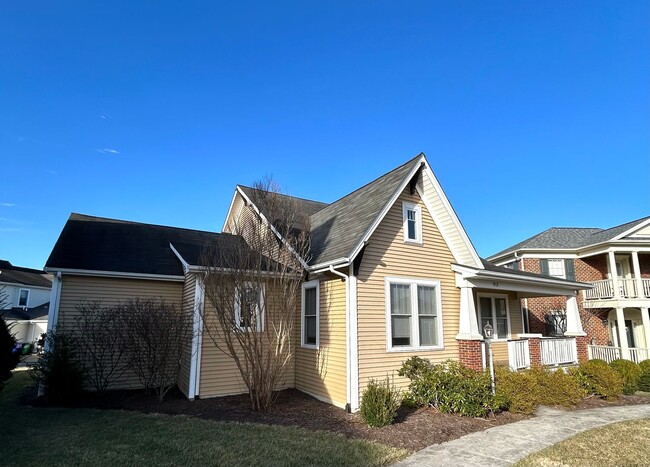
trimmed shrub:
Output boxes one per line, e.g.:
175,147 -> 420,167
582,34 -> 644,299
637,360 -> 650,392
609,359 -> 642,395
360,377 -> 401,428
531,366 -> 585,408
30,331 -> 85,405
495,366 -> 540,414
398,358 -> 499,417
569,360 -> 623,399
0,316 -> 20,392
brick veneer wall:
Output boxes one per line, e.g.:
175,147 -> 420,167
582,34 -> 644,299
458,340 -> 483,371
521,255 -> 611,346
640,253 -> 650,278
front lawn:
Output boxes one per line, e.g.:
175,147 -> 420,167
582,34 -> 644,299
0,372 -> 407,466
516,418 -> 650,467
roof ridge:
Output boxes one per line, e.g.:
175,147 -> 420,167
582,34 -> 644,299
589,215 -> 650,236
69,213 -> 222,237
313,153 -> 423,214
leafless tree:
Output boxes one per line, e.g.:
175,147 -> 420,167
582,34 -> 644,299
121,297 -> 193,402
200,179 -> 311,411
74,301 -> 130,395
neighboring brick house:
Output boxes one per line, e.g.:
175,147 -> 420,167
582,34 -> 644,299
488,217 -> 650,363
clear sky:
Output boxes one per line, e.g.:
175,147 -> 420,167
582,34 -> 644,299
1,1 -> 648,270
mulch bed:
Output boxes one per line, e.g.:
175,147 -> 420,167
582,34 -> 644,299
21,386 -> 650,452
573,393 -> 650,410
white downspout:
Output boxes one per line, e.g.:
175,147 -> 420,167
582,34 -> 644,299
329,265 -> 357,412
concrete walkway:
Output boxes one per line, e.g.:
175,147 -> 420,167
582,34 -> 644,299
396,404 -> 650,466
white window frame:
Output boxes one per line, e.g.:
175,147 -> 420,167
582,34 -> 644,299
234,282 -> 265,332
18,288 -> 30,308
301,280 -> 320,349
385,277 -> 444,352
547,259 -> 566,279
402,202 -> 422,244
477,293 -> 511,341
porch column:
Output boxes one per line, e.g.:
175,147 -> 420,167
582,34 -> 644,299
641,307 -> 650,351
456,283 -> 482,340
615,307 -> 629,360
608,252 -> 620,299
632,251 -> 643,298
564,294 -> 586,336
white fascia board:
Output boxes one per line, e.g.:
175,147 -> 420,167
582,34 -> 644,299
221,189 -> 241,233
421,161 -> 483,269
346,157 -> 426,263
451,264 -> 592,291
44,268 -> 185,282
169,243 -> 191,274
612,218 -> 650,241
236,186 -> 309,270
308,258 -> 350,274
519,252 -> 579,259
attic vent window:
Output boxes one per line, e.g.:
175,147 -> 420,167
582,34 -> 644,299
402,202 -> 422,244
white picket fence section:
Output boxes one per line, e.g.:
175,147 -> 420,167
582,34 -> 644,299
629,347 -> 650,364
507,339 -> 530,371
540,337 -> 577,366
588,345 -> 621,363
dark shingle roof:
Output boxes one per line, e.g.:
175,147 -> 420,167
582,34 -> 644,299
489,216 -> 650,260
0,261 -> 52,288
2,302 -> 49,321
46,214 -> 233,276
309,155 -> 423,265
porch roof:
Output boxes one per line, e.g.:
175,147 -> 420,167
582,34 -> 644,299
453,259 -> 592,298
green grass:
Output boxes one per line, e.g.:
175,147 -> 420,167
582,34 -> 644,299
0,372 -> 408,466
515,418 -> 650,467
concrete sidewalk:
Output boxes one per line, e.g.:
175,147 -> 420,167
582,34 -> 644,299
396,404 -> 650,466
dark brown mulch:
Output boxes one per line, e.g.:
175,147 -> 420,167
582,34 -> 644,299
22,385 -> 650,452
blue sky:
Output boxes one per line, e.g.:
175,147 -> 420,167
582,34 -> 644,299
1,1 -> 648,270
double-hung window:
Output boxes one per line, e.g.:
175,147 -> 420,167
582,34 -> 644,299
235,283 -> 264,331
386,278 -> 442,350
478,294 -> 510,339
301,280 -> 319,348
18,289 -> 29,307
402,202 -> 422,243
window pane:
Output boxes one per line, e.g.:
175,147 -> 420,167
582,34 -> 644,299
548,259 -> 565,278
391,316 -> 411,346
419,316 -> 437,346
304,287 -> 317,317
417,286 -> 437,316
496,318 -> 508,338
305,316 -> 317,344
19,290 -> 28,307
495,298 -> 507,317
390,284 -> 411,315
479,297 -> 492,320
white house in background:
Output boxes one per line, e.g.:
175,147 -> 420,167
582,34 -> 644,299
0,260 -> 52,344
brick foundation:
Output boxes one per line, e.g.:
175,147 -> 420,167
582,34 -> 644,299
458,339 -> 483,371
575,335 -> 589,363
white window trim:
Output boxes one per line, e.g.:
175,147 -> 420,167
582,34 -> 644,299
477,292 -> 511,341
18,288 -> 30,308
547,259 -> 566,279
301,279 -> 320,349
385,276 -> 444,352
402,202 -> 423,244
234,282 -> 265,332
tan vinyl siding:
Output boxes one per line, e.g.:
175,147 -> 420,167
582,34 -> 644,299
295,275 -> 347,407
198,281 -> 296,398
177,274 -> 196,397
421,169 -> 478,267
356,187 -> 461,397
57,275 -> 183,390
223,192 -> 245,234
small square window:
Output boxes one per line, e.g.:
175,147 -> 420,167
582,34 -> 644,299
547,259 -> 566,279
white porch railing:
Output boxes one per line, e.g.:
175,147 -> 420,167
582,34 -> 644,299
586,277 -> 650,300
540,337 -> 577,366
508,339 -> 530,371
588,345 -> 621,363
629,347 -> 650,364
585,279 -> 614,300
643,279 -> 650,298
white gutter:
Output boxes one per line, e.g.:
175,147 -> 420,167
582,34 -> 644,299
44,267 -> 185,282
328,265 -> 358,412
451,264 -> 591,290
309,258 -> 350,274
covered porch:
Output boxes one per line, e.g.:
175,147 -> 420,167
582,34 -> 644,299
452,262 -> 591,371
587,307 -> 650,364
